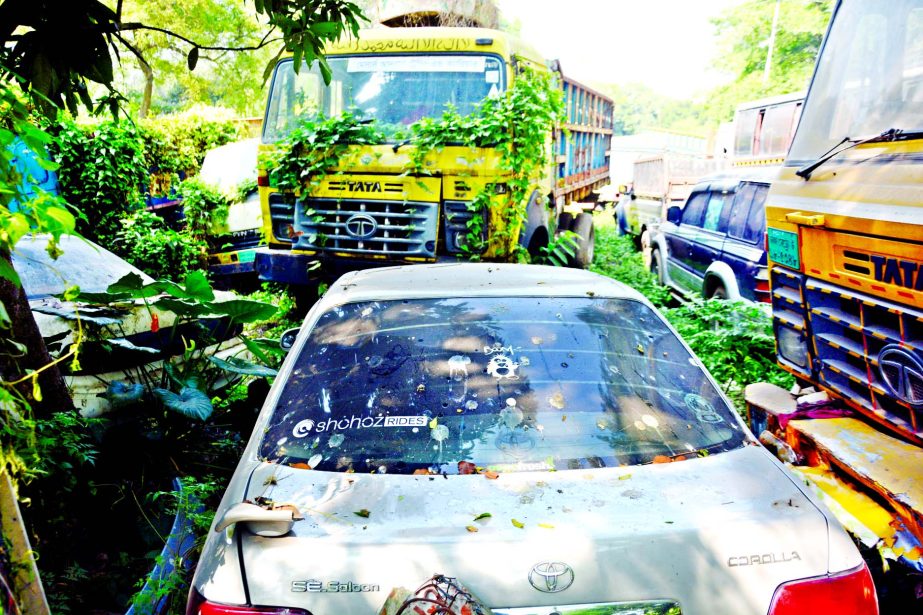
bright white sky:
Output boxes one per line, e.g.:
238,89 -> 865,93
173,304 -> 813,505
495,0 -> 741,99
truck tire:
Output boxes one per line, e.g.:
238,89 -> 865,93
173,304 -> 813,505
651,247 -> 664,285
557,212 -> 575,232
569,213 -> 595,269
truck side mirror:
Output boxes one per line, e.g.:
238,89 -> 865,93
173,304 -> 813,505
280,328 -> 300,351
667,206 -> 682,224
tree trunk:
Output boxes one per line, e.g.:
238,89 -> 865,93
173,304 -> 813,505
140,59 -> 153,119
0,252 -> 73,418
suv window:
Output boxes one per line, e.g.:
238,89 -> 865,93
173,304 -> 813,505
727,182 -> 769,244
702,192 -> 731,233
743,184 -> 768,243
680,192 -> 708,226
260,297 -> 745,474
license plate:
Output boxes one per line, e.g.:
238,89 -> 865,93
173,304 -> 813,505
768,228 -> 800,269
238,249 -> 257,264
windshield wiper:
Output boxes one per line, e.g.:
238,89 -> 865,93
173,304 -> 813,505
795,128 -> 921,180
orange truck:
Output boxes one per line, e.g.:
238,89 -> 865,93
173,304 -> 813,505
746,0 -> 923,607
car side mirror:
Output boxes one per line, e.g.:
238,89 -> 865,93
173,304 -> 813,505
667,206 -> 682,224
280,328 -> 299,351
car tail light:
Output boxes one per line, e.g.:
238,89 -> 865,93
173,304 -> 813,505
768,563 -> 878,615
187,588 -> 311,615
257,172 -> 270,187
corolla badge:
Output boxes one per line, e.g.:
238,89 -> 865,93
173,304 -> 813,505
878,345 -> 923,406
528,561 -> 574,593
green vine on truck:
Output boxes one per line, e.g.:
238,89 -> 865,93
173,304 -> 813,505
264,69 -> 565,262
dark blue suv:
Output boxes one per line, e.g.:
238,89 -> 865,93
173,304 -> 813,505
649,168 -> 775,305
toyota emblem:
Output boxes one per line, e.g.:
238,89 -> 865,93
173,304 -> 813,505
878,344 -> 923,407
528,561 -> 574,593
344,214 -> 378,239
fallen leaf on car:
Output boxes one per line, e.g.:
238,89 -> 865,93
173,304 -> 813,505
484,470 -> 499,480
652,455 -> 673,464
458,461 -> 477,475
636,343 -> 645,353
290,462 -> 311,470
511,518 -> 525,528
466,525 -> 479,533
429,417 -> 438,429
538,523 -> 555,529
473,512 -> 492,521
548,392 -> 566,409
354,509 -> 371,518
619,474 -> 632,480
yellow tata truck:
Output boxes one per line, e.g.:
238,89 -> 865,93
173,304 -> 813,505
252,27 -> 612,286
747,0 -> 923,606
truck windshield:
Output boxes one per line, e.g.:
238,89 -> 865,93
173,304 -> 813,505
263,55 -> 505,142
789,0 -> 923,163
259,297 -> 746,475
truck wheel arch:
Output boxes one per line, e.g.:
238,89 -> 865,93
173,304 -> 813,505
650,235 -> 671,286
703,262 -> 742,301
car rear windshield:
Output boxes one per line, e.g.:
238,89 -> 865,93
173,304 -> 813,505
260,297 -> 746,474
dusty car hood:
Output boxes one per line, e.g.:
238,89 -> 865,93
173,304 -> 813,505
226,445 -> 836,615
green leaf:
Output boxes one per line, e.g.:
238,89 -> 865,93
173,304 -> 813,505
183,270 -> 214,302
104,381 -> 145,407
208,299 -> 278,323
154,386 -> 213,421
0,259 -> 20,286
187,46 -> 199,71
208,355 -> 278,378
152,297 -> 215,319
473,512 -> 492,521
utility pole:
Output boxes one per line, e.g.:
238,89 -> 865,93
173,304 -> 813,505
763,0 -> 782,83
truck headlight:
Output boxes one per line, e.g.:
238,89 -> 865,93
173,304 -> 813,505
777,326 -> 808,368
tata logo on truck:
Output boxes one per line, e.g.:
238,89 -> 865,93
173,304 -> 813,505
870,255 -> 923,290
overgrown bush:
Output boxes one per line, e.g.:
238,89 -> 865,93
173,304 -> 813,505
590,223 -> 672,306
114,211 -> 204,279
141,109 -> 242,176
176,176 -> 231,245
50,118 -> 148,242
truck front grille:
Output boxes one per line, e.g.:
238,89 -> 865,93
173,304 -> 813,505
292,198 -> 437,258
801,276 -> 923,439
268,193 -> 295,244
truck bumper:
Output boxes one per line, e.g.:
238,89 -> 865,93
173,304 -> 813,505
208,248 -> 259,277
254,247 -> 317,286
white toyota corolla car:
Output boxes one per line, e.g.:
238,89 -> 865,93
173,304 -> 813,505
187,264 -> 877,615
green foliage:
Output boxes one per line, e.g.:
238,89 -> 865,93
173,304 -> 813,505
177,176 -> 230,243
594,82 -> 707,137
0,0 -> 120,117
266,112 -> 386,193
590,224 -> 671,307
407,69 -> 565,260
255,0 -> 368,84
0,85 -> 77,279
114,211 -> 203,279
141,110 -> 242,175
50,118 -> 148,242
537,230 -> 579,267
702,0 -> 832,124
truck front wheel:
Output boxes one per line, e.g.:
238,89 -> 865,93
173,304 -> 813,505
569,213 -> 595,269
